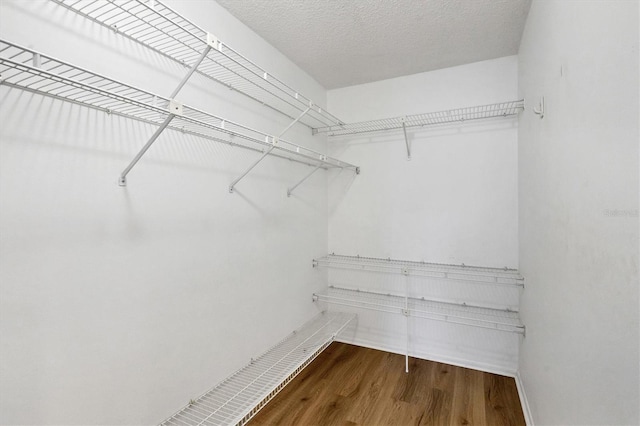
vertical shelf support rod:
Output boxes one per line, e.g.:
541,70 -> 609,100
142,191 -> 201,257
401,119 -> 411,161
118,43 -> 213,186
229,106 -> 311,193
402,267 -> 410,373
119,112 -> 176,186
287,164 -> 322,197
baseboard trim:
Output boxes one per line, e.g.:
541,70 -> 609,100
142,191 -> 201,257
515,371 -> 534,426
334,336 -> 517,377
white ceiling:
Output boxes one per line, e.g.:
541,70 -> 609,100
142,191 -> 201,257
216,0 -> 532,89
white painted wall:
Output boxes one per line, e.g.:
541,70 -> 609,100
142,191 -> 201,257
327,56 -> 519,268
517,1 -> 639,424
0,1 -> 331,424
326,57 -> 521,374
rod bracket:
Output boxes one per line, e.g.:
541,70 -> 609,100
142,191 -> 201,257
118,176 -> 127,187
355,167 -> 361,175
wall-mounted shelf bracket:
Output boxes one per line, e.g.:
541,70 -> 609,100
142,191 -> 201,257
229,138 -> 277,193
206,32 -> 220,50
401,119 -> 411,160
287,164 -> 322,197
119,100 -> 183,186
119,35 -> 210,186
169,44 -> 212,99
229,106 -> 310,193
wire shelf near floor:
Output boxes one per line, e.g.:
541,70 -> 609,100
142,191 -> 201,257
313,254 -> 524,287
314,287 -> 524,335
160,311 -> 356,426
0,40 -> 357,172
51,0 -> 345,130
312,100 -> 525,136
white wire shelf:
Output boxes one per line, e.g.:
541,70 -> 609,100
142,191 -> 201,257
313,254 -> 524,287
314,287 -> 524,335
312,100 -> 525,136
0,40 -> 357,174
50,0 -> 345,130
160,311 -> 356,426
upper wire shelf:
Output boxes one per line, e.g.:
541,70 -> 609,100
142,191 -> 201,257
313,100 -> 525,136
50,0 -> 345,130
313,254 -> 524,287
160,311 -> 356,426
0,40 -> 357,172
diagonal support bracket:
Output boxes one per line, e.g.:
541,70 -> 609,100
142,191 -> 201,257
119,100 -> 183,186
401,118 -> 411,161
229,106 -> 311,193
118,39 -> 214,186
287,164 -> 322,197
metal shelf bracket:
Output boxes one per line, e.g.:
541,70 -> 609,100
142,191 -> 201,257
229,106 -> 310,193
287,164 -> 322,197
401,118 -> 411,160
118,39 -> 211,185
119,101 -> 183,186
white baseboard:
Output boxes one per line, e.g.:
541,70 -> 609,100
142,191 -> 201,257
335,335 -> 517,377
515,371 -> 534,426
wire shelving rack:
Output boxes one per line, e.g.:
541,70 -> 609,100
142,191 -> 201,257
314,286 -> 524,335
0,41 -> 358,184
50,0 -> 345,130
312,254 -> 524,372
313,100 -> 525,136
313,254 -> 524,287
160,311 -> 356,426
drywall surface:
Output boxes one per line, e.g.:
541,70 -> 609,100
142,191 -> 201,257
518,1 -> 639,424
0,0 -> 331,424
326,57 -> 520,373
328,56 -> 519,268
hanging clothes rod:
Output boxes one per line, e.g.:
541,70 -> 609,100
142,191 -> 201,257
313,100 -> 525,136
0,41 -> 359,186
50,0 -> 345,130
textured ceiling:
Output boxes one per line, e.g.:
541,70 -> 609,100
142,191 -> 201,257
216,0 -> 532,89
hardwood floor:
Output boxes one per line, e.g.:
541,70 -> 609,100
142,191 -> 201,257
248,342 -> 525,426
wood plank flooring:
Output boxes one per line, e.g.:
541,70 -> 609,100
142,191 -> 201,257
248,342 -> 525,426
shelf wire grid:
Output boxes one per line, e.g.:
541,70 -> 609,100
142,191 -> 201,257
50,0 -> 345,129
160,311 -> 356,426
313,254 -> 524,287
0,40 -> 357,171
315,287 -> 523,335
313,100 -> 525,136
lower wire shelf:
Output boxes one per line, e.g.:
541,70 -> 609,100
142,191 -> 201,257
160,311 -> 356,426
314,287 -> 524,335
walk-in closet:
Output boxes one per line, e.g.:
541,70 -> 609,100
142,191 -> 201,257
0,0 -> 637,425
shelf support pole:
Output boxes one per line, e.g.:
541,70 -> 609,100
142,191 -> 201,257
403,267 -> 410,373
229,106 -> 311,193
117,39 -> 214,186
287,164 -> 322,197
401,119 -> 411,161
169,44 -> 212,99
119,100 -> 183,186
